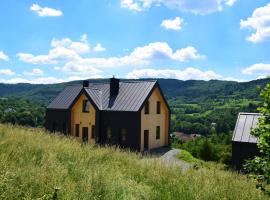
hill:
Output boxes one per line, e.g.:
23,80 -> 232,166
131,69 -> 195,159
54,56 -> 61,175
0,124 -> 267,200
0,78 -> 269,134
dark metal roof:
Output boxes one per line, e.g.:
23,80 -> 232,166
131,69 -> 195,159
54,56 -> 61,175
47,85 -> 82,109
47,80 -> 158,112
232,113 -> 261,143
84,81 -> 157,111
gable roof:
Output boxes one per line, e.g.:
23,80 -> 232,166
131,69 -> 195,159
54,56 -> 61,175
84,81 -> 156,111
47,80 -> 162,112
232,113 -> 261,143
47,85 -> 83,109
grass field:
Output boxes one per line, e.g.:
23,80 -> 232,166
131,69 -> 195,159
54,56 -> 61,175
0,124 -> 268,200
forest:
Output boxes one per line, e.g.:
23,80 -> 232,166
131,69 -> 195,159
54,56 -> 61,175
0,78 -> 267,135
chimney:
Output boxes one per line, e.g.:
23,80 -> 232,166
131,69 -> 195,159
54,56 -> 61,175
110,76 -> 119,96
83,80 -> 89,87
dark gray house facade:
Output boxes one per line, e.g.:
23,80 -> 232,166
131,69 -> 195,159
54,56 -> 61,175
232,113 -> 261,170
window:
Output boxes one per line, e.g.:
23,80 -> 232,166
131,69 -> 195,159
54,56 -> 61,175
75,124 -> 80,137
156,101 -> 161,114
91,125 -> 95,139
120,128 -> 127,142
144,100 -> 149,114
156,126 -> 160,140
107,127 -> 112,140
82,100 -> 90,113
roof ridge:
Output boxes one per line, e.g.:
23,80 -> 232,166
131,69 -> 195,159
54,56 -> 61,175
120,80 -> 157,84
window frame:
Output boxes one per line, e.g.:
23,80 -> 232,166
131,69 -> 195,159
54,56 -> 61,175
75,124 -> 80,137
144,100 -> 149,114
82,99 -> 90,113
156,101 -> 161,114
156,126 -> 160,140
120,128 -> 127,142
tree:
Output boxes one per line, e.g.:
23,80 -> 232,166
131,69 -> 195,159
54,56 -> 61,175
244,83 -> 270,195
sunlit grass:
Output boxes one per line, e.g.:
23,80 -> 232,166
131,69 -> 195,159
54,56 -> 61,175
0,124 -> 267,200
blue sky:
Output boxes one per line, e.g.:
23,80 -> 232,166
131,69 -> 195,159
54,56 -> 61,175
0,0 -> 269,84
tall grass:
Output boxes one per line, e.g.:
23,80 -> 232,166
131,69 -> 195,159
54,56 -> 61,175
0,124 -> 267,200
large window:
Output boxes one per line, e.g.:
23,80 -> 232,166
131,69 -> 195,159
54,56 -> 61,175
75,124 -> 80,137
156,126 -> 160,140
156,101 -> 161,114
82,100 -> 90,113
91,125 -> 95,139
144,100 -> 149,114
120,128 -> 127,142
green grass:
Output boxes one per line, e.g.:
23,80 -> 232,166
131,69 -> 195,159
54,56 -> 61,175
0,124 -> 268,200
176,149 -> 225,170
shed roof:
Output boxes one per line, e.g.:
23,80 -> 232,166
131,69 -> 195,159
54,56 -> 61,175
47,80 -> 158,112
232,113 -> 261,143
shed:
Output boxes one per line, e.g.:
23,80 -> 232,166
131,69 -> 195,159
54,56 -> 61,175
232,113 -> 261,170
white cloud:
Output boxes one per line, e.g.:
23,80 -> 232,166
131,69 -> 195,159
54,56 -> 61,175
161,17 -> 184,30
121,0 -> 142,12
240,3 -> 270,43
17,35 -> 89,65
18,37 -> 204,77
93,43 -> 106,52
121,0 -> 236,15
30,4 -> 63,17
0,51 -> 9,61
0,69 -> 15,76
126,67 -> 221,80
24,68 -> 44,76
223,77 -> 246,82
0,75 -> 104,84
242,63 -> 270,75
226,0 -> 237,6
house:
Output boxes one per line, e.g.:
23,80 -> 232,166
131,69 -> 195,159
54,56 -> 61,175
45,78 -> 170,152
171,132 -> 201,143
232,112 -> 261,170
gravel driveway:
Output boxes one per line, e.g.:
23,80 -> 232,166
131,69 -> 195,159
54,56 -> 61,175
160,149 -> 192,170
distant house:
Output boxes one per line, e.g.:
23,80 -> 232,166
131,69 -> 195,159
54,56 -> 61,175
45,78 -> 170,152
171,132 -> 201,143
232,113 -> 261,170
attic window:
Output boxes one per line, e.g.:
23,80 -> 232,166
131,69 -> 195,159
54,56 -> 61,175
156,101 -> 161,114
82,100 -> 90,113
144,101 -> 149,114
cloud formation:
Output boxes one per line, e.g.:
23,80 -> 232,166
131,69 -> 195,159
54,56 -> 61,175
93,43 -> 106,52
30,4 -> 63,17
240,3 -> 270,43
0,69 -> 15,76
121,0 -> 237,15
242,63 -> 270,75
17,35 -> 205,77
0,51 -> 9,61
126,67 -> 221,80
24,68 -> 44,76
161,17 -> 184,30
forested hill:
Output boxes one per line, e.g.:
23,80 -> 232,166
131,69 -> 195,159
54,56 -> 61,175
0,78 -> 269,135
0,78 -> 269,103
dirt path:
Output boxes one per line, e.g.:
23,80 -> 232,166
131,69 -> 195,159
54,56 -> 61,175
160,149 -> 192,170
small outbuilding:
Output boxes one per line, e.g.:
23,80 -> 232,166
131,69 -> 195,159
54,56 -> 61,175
232,112 -> 261,170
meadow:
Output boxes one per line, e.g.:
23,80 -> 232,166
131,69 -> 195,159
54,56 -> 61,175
0,124 -> 268,200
